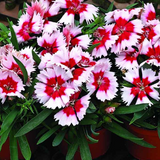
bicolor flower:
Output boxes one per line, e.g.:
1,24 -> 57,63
86,59 -> 118,102
111,9 -> 143,53
141,3 -> 156,24
92,25 -> 118,58
54,93 -> 90,126
57,0 -> 98,25
37,31 -> 66,55
141,39 -> 160,66
121,67 -> 159,106
0,70 -> 24,103
34,65 -> 75,109
115,46 -> 141,70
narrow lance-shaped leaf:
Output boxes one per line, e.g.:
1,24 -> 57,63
9,130 -> 18,160
104,121 -> 155,148
8,19 -> 19,51
32,50 -> 41,65
0,122 -> 14,150
13,56 -> 28,84
0,109 -> 19,136
78,128 -> 92,160
114,103 -> 148,115
15,108 -> 53,137
66,139 -> 79,160
0,23 -> 8,31
87,43 -> 100,53
37,125 -> 61,145
17,135 -> 31,160
52,128 -> 68,147
157,117 -> 160,139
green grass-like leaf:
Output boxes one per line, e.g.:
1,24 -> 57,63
17,135 -> 31,160
13,56 -> 28,84
8,19 -> 19,51
15,108 -> 53,137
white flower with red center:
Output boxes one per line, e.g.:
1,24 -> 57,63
86,59 -> 118,101
57,0 -> 98,25
141,3 -> 156,24
34,65 -> 75,109
13,13 -> 44,43
140,20 -> 160,45
1,50 -> 35,79
141,39 -> 160,66
37,31 -> 66,56
111,9 -> 143,53
54,92 -> 90,126
92,25 -> 118,58
63,25 -> 91,49
115,46 -> 141,70
0,70 -> 24,103
121,68 -> 159,106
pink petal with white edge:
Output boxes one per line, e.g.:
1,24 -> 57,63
0,70 -> 24,103
79,3 -> 98,24
43,21 -> 58,33
35,66 -> 75,109
54,108 -> 79,126
141,3 -> 156,23
76,94 -> 90,121
96,71 -> 118,101
59,12 -> 75,25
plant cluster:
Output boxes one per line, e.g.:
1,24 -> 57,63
1,0 -> 160,160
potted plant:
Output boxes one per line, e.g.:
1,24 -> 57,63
1,0 -> 159,160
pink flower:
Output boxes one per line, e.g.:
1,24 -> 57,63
57,0 -> 98,25
141,3 -> 156,24
13,13 -> 44,43
121,68 -> 159,106
34,65 -> 75,109
111,9 -> 143,53
141,39 -> 160,66
92,25 -> 118,58
63,25 -> 91,49
37,31 -> 66,56
0,70 -> 24,103
86,59 -> 118,101
54,93 -> 90,126
115,46 -> 141,70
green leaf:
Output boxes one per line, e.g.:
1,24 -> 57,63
0,122 -> 14,150
52,128 -> 68,146
90,125 -> 99,136
32,50 -> 41,65
13,56 -> 28,84
157,117 -> 160,139
126,3 -> 138,9
8,20 -> 19,51
109,114 -> 123,123
9,130 -> 18,160
79,118 -> 97,125
104,121 -> 155,148
17,135 -> 31,160
0,109 -> 19,136
106,2 -> 114,13
37,125 -> 60,145
114,103 -> 148,115
130,110 -> 147,125
0,23 -> 8,31
15,108 -> 53,137
85,129 -> 98,143
66,140 -> 79,160
78,129 -> 92,160
87,43 -> 100,53
18,10 -> 23,19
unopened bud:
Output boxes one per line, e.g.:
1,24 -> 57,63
105,107 -> 115,114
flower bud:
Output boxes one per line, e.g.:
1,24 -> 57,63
105,107 -> 115,114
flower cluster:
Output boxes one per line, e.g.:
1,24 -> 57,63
1,0 -> 160,128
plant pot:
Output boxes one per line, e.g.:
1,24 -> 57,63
0,131 -> 37,160
125,124 -> 160,160
60,128 -> 111,160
